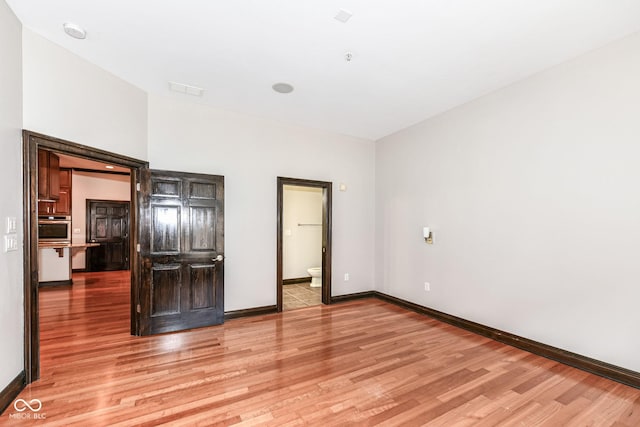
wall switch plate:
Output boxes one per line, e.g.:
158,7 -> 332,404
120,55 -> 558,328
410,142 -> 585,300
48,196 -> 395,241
6,217 -> 17,233
344,273 -> 350,281
424,282 -> 430,291
74,228 -> 82,234
4,234 -> 18,252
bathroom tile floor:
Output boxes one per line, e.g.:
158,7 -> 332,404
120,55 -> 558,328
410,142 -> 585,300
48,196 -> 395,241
283,282 -> 321,310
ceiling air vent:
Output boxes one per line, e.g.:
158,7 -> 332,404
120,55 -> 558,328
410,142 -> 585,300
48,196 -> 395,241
168,81 -> 205,97
334,9 -> 353,23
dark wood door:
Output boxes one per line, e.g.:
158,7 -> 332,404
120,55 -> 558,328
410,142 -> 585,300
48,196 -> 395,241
138,169 -> 224,335
86,200 -> 130,271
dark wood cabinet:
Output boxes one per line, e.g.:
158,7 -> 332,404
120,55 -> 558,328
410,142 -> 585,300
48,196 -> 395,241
48,153 -> 60,199
59,168 -> 71,187
38,149 -> 60,200
54,169 -> 72,215
37,149 -> 62,215
38,149 -> 49,200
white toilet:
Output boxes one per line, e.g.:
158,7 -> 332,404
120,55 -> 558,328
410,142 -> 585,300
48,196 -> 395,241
307,267 -> 322,288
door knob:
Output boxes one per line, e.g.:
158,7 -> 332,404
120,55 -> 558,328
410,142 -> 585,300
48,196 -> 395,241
213,254 -> 224,262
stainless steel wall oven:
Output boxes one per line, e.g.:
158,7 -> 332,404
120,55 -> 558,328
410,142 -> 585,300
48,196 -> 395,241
38,216 -> 71,244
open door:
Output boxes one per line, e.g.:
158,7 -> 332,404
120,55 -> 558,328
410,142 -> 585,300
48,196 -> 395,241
138,169 -> 224,335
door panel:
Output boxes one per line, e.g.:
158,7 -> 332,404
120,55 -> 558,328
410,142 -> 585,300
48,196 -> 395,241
190,206 -> 216,250
87,200 -> 130,271
151,265 -> 182,316
152,205 -> 181,252
138,169 -> 224,335
190,263 -> 217,309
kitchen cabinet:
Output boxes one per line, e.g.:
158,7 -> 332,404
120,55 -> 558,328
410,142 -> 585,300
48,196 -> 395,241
38,149 -> 61,215
38,242 -> 100,286
38,247 -> 71,285
54,168 -> 72,215
38,149 -> 60,200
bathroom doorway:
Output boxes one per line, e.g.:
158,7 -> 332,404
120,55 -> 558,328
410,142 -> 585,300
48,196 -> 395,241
276,177 -> 332,311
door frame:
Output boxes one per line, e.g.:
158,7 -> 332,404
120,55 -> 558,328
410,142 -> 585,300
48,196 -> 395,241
276,177 -> 332,311
22,130 -> 148,383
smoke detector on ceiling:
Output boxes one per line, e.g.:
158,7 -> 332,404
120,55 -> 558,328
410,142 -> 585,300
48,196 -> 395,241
62,22 -> 87,39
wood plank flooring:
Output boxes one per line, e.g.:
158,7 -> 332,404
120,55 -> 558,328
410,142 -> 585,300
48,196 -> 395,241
2,271 -> 640,426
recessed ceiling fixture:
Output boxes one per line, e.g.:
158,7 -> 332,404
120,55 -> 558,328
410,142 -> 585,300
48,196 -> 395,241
105,165 -> 115,169
62,22 -> 87,39
334,9 -> 353,23
272,82 -> 294,94
168,81 -> 205,97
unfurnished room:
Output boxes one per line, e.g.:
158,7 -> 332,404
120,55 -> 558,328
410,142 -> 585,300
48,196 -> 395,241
1,1 -> 640,425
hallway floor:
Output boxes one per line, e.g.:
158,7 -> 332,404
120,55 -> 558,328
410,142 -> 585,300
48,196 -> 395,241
283,282 -> 321,310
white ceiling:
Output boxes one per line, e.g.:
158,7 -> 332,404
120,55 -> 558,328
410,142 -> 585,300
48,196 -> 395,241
57,153 -> 129,174
7,0 -> 640,140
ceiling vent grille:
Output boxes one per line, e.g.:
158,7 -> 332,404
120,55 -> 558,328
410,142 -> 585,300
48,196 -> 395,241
334,9 -> 353,23
168,81 -> 205,97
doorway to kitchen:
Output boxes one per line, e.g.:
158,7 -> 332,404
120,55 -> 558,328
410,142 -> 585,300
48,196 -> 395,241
276,177 -> 332,312
23,130 -> 146,383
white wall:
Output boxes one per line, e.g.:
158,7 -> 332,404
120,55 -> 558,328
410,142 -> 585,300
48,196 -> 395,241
0,0 -> 24,391
71,171 -> 131,269
21,29 -> 148,161
148,95 -> 376,311
283,185 -> 323,280
376,32 -> 640,372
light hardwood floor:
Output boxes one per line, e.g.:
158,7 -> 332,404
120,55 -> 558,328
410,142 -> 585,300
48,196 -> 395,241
2,271 -> 640,426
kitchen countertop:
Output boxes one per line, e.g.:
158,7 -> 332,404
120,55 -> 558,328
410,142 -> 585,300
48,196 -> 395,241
38,242 -> 101,249
39,242 -> 101,257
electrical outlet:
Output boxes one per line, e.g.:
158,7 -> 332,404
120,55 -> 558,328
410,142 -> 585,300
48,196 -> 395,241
424,282 -> 430,292
344,273 -> 350,281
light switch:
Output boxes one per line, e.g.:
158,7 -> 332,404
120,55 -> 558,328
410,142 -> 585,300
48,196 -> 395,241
6,217 -> 16,233
4,234 -> 18,252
